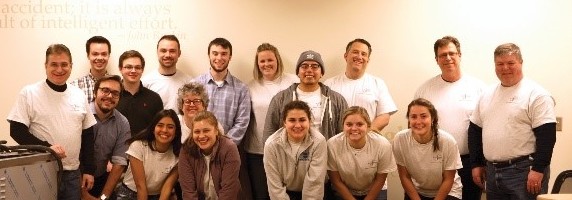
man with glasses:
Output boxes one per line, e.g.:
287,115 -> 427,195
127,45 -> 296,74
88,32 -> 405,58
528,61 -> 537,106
81,75 -> 130,200
70,36 -> 112,102
415,36 -> 486,200
116,50 -> 163,136
7,44 -> 97,200
264,50 -> 348,141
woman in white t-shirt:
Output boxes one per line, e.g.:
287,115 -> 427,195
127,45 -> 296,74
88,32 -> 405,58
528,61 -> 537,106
245,43 -> 298,199
113,109 -> 182,200
393,98 -> 463,200
327,106 -> 396,200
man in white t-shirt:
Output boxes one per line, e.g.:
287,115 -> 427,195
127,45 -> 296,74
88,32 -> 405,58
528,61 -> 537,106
324,38 -> 397,199
7,44 -> 97,200
469,43 -> 556,200
415,36 -> 485,200
325,38 -> 397,132
142,35 -> 190,111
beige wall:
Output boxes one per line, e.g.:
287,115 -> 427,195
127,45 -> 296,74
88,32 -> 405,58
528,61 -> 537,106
1,0 -> 571,198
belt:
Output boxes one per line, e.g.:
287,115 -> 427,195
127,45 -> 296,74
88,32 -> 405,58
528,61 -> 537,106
488,155 -> 531,168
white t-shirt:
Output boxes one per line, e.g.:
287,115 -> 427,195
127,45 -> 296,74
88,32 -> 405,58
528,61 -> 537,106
414,74 -> 485,155
325,73 -> 397,121
203,155 -> 218,200
123,140 -> 178,195
327,132 -> 396,195
470,79 -> 556,161
7,81 -> 97,170
296,87 -> 323,129
392,129 -> 463,199
142,69 -> 190,111
246,74 -> 298,154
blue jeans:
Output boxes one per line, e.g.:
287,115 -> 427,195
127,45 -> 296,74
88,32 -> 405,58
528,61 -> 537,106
485,159 -> 549,200
334,189 -> 387,200
112,183 -> 159,200
58,170 -> 81,200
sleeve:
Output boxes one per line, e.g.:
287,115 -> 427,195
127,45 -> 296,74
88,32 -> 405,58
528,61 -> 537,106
377,136 -> 397,174
468,122 -> 486,167
9,120 -> 51,146
335,95 -> 349,135
375,79 -> 398,115
327,139 -> 338,171
392,133 -> 405,166
7,88 -> 32,127
263,141 -> 290,200
111,118 -> 131,166
80,126 -> 96,175
532,123 -> 556,172
178,147 -> 199,199
262,95 -> 282,145
218,141 -> 241,200
302,139 -> 327,200
126,141 -> 145,161
226,87 -> 252,145
442,134 -> 462,171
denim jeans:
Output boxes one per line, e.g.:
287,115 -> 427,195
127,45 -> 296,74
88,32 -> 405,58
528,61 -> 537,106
334,189 -> 387,200
485,159 -> 550,200
58,170 -> 81,200
404,194 -> 460,200
112,183 -> 159,200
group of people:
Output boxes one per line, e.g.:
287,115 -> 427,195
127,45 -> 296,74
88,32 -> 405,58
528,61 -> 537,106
6,34 -> 556,200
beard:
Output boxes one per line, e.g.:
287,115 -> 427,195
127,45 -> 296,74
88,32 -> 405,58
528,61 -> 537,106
210,62 -> 228,73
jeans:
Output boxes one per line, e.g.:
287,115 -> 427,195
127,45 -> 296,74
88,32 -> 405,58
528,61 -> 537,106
58,170 -> 81,200
404,193 -> 460,200
246,153 -> 270,200
334,189 -> 387,200
459,155 -> 483,200
112,183 -> 159,200
485,158 -> 550,200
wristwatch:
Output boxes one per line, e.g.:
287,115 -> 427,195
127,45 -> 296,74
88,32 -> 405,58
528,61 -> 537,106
100,194 -> 108,200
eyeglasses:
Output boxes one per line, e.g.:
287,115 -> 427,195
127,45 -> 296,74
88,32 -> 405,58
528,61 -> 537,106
183,99 -> 203,106
437,52 -> 459,59
98,87 -> 121,99
299,63 -> 321,71
122,65 -> 143,71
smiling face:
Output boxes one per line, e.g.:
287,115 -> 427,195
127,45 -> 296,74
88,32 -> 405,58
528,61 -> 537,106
343,113 -> 368,145
495,54 -> 523,87
209,45 -> 232,73
257,50 -> 278,81
344,42 -> 370,77
408,105 -> 433,138
45,53 -> 72,85
297,60 -> 322,87
119,57 -> 144,84
284,109 -> 310,143
88,43 -> 110,73
435,42 -> 461,76
157,39 -> 181,69
192,119 -> 219,154
181,93 -> 206,119
94,80 -> 121,114
154,116 -> 176,146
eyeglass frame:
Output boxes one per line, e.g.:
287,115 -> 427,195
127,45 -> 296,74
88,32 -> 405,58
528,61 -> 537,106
98,87 -> 121,99
183,99 -> 204,106
299,63 -> 321,71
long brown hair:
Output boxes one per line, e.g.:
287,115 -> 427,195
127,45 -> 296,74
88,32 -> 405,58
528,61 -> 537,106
406,98 -> 440,152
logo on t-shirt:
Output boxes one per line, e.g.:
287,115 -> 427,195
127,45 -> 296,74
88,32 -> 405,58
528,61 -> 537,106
298,149 -> 310,161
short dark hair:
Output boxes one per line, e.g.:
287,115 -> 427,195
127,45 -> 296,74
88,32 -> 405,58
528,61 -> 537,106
118,50 -> 145,69
45,44 -> 72,64
345,38 -> 372,56
93,75 -> 123,98
282,100 -> 313,123
157,35 -> 180,50
86,36 -> 111,55
208,37 -> 232,56
433,36 -> 460,57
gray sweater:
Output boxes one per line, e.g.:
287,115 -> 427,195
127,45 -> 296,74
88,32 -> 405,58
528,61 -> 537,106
262,83 -> 348,143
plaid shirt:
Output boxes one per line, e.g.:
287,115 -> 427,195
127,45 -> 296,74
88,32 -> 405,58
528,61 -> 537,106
193,72 -> 251,145
70,72 -> 107,102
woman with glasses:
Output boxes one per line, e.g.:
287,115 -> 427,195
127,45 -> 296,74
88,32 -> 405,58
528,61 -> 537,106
177,82 -> 223,143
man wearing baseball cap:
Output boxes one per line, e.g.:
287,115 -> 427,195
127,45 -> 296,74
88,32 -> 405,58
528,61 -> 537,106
263,50 -> 348,141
